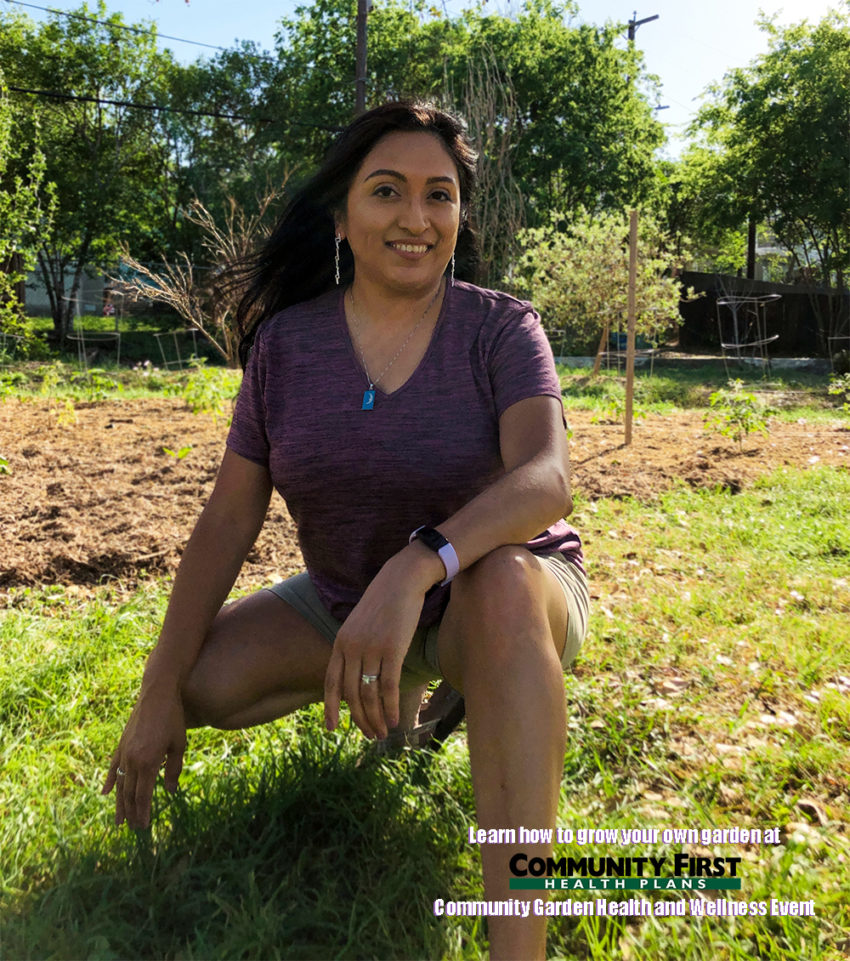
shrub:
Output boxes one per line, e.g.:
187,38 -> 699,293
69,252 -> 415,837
704,378 -> 771,450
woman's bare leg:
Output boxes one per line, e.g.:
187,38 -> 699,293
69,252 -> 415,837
437,547 -> 569,961
182,591 -> 333,729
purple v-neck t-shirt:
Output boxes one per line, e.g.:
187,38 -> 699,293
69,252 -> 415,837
226,280 -> 583,627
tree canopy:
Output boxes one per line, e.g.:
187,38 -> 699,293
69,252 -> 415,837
1,0 -> 666,332
0,70 -> 52,342
269,0 -> 664,218
682,9 -> 850,341
0,3 -> 175,339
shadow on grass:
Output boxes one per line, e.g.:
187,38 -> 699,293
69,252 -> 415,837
4,729 -> 471,961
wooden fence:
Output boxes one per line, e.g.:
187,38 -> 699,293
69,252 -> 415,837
678,272 -> 850,357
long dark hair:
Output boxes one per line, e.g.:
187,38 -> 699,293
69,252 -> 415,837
232,101 -> 479,367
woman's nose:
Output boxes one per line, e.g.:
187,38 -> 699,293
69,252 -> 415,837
397,197 -> 428,233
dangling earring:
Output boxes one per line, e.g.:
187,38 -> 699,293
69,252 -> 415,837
334,235 -> 341,286
450,252 -> 456,287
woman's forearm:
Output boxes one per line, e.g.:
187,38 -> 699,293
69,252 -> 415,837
440,451 -> 570,566
386,397 -> 572,591
389,452 -> 570,591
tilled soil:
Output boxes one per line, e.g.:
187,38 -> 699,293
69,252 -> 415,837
1,397 -> 847,596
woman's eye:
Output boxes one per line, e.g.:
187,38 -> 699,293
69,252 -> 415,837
431,189 -> 452,202
373,185 -> 397,198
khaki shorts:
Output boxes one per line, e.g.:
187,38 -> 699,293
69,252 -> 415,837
267,552 -> 589,686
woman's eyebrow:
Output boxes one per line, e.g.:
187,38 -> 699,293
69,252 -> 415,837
363,168 -> 457,186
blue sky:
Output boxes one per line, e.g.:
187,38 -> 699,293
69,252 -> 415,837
7,0 -> 848,154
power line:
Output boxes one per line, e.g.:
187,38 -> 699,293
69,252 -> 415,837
7,83 -> 271,122
2,0 -> 352,83
7,84 -> 344,132
2,0 -> 253,56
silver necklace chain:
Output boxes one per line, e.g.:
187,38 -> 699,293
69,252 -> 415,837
348,281 -> 443,391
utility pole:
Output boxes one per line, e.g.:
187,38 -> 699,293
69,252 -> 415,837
355,0 -> 371,115
628,11 -> 659,42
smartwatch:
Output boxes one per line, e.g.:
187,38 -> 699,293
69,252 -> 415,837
408,525 -> 460,586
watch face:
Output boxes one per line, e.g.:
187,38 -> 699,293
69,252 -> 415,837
416,526 -> 448,552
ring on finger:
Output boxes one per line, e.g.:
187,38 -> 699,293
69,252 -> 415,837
360,673 -> 380,685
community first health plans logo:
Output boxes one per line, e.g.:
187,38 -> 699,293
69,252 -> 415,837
431,824 -> 817,920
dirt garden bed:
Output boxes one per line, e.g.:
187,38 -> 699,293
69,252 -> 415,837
1,397 -> 847,596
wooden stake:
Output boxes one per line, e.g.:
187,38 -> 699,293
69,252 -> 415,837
625,209 -> 638,446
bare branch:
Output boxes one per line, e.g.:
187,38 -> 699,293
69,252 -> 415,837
110,178 -> 290,365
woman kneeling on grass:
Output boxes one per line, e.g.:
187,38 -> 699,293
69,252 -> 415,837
103,101 -> 587,960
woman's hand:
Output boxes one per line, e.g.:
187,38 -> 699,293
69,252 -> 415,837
102,686 -> 187,829
324,547 -> 440,739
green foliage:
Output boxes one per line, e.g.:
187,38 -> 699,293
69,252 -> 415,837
0,3 -> 176,340
267,0 -> 664,230
0,369 -> 26,399
3,359 -> 123,404
69,368 -> 121,402
164,360 -> 240,422
704,378 -> 771,450
589,395 -> 647,425
828,372 -> 850,412
0,453 -> 10,474
685,9 -> 850,340
511,209 -> 693,354
0,69 -> 53,341
160,46 -> 287,255
35,360 -> 65,398
162,444 -> 192,460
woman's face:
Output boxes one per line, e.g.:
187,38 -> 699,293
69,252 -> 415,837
337,130 -> 462,295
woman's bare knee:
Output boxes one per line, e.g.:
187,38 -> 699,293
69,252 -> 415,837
438,547 -> 566,685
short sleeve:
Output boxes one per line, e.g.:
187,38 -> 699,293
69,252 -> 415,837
487,306 -> 562,419
226,332 -> 270,466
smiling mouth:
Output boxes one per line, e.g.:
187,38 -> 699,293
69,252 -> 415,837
388,242 -> 432,254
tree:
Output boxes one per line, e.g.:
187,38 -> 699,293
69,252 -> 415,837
156,43 -> 295,260
509,208 -> 693,364
268,0 -> 665,252
463,2 -> 664,221
0,70 -> 53,347
114,185 -> 286,366
687,10 -> 850,347
0,3 -> 176,342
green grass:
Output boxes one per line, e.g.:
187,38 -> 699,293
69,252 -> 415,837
558,365 -> 846,420
2,464 -> 848,959
1,358 -> 241,412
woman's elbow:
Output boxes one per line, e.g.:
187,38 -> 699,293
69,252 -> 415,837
556,473 -> 573,519
543,460 -> 573,520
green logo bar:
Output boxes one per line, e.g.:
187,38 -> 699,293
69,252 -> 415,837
509,877 -> 742,891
